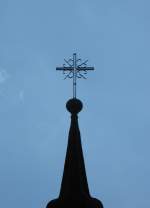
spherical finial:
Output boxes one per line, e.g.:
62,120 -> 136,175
66,98 -> 83,114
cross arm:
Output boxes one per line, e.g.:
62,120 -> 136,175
56,67 -> 74,71
77,67 -> 94,71
56,67 -> 94,71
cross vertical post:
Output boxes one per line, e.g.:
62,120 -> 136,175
73,53 -> 77,98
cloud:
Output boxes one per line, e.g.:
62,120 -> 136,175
0,68 -> 9,84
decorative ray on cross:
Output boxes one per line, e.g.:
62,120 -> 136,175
56,53 -> 94,98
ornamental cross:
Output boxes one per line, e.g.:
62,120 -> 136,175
56,53 -> 94,98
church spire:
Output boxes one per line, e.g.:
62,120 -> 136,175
59,98 -> 90,198
46,54 -> 104,208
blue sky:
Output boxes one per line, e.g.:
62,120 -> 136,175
0,0 -> 150,207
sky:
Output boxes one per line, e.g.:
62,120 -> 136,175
0,0 -> 150,207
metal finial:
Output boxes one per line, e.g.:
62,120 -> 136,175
56,53 -> 94,98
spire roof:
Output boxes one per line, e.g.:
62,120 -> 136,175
59,98 -> 90,197
46,98 -> 104,208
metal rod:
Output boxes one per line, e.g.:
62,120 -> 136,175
73,53 -> 77,98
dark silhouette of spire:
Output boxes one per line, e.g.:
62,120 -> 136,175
59,98 -> 89,198
46,98 -> 104,208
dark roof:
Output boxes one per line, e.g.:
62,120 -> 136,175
46,98 -> 104,208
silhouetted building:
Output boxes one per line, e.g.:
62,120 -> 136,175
46,98 -> 104,208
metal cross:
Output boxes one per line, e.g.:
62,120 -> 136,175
56,53 -> 94,98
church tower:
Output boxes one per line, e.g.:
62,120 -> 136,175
46,54 -> 104,208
